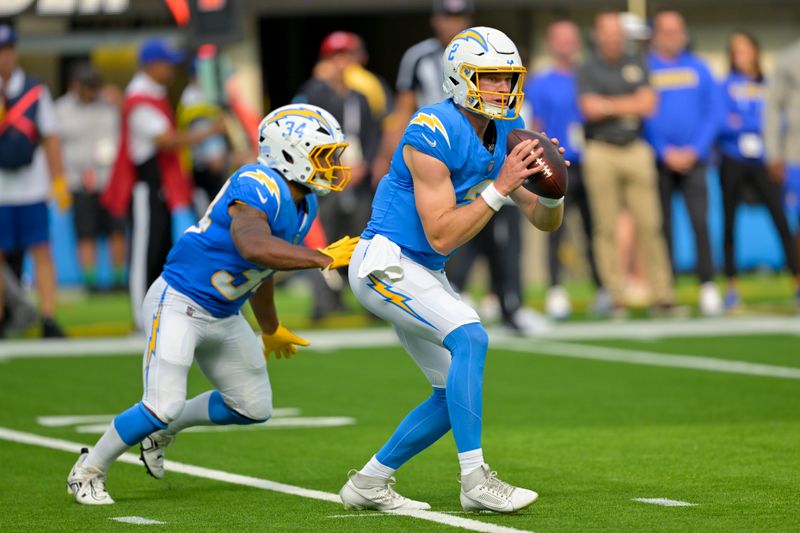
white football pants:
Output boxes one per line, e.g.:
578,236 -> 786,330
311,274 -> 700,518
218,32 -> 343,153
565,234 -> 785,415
349,237 -> 481,387
140,276 -> 272,424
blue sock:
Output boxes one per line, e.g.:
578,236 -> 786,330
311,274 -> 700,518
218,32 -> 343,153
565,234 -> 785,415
113,402 -> 167,446
208,390 -> 266,425
375,387 -> 450,469
443,323 -> 488,453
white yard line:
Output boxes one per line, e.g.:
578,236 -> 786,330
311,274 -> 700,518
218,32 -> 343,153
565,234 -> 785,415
2,316 -> 798,361
496,340 -> 800,380
0,427 -> 533,533
631,498 -> 698,507
37,409 -> 302,427
110,516 -> 167,525
2,316 -> 798,382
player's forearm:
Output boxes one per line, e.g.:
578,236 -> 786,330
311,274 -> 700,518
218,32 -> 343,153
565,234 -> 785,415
250,278 -> 279,334
423,200 -> 495,256
530,200 -> 564,232
240,236 -> 330,271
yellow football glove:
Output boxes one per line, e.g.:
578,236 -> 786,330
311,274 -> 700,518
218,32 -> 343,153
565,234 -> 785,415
318,235 -> 360,270
261,324 -> 310,360
51,174 -> 72,212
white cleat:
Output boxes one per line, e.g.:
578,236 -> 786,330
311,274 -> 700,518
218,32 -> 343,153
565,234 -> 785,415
339,470 -> 431,511
546,285 -> 572,320
140,430 -> 175,479
66,448 -> 114,505
699,282 -> 723,317
460,464 -> 538,513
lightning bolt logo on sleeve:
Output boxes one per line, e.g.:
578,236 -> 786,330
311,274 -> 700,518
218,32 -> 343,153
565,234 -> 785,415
409,113 -> 451,148
240,169 -> 281,210
367,274 -> 437,329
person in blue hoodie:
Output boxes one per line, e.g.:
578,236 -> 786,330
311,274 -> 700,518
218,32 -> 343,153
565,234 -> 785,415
646,10 -> 722,315
718,31 -> 799,310
526,20 -> 607,319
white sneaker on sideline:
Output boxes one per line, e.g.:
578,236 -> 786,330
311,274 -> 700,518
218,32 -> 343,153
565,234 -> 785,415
460,464 -> 538,513
592,288 -> 614,317
66,448 -> 114,505
478,294 -> 502,323
507,307 -> 553,336
140,430 -> 175,479
339,470 -> 431,511
545,285 -> 572,320
699,282 -> 723,316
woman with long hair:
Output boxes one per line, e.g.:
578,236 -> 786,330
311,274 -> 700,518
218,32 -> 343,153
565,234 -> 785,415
718,31 -> 799,309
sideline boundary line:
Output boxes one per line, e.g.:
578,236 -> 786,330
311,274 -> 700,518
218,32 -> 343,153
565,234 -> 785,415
495,340 -> 800,380
2,316 -> 799,361
0,427 -> 533,533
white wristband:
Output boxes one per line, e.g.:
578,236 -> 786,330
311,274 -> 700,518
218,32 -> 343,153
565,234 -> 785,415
481,183 -> 508,212
537,195 -> 565,208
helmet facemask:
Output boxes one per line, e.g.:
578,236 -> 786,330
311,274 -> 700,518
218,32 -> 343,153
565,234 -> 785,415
307,142 -> 351,195
460,64 -> 526,120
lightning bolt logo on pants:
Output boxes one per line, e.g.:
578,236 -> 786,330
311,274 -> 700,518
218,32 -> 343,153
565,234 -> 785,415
367,274 -> 437,329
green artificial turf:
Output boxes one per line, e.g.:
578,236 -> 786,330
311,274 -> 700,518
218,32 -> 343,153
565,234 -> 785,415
1,333 -> 798,532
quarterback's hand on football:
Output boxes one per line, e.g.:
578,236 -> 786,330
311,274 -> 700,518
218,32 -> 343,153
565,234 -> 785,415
262,324 -> 310,360
52,174 -> 72,212
495,139 -> 544,196
318,235 -> 360,270
545,135 -> 570,167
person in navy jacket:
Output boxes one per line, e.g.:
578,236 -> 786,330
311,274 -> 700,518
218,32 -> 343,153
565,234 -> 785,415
646,10 -> 722,315
718,31 -> 799,310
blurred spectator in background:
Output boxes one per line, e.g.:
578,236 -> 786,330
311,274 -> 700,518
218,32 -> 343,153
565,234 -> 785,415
764,35 -> 800,307
178,48 -> 228,215
56,63 -> 126,293
371,0 -> 473,182
720,32 -> 799,310
0,21 -> 69,338
293,31 -> 379,321
344,34 -> 393,131
102,38 -> 224,330
647,11 -> 722,316
527,20 -> 607,320
578,12 -> 676,316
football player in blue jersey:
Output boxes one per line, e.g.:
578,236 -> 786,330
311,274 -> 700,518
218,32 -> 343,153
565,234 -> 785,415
66,104 -> 360,505
338,27 -> 565,513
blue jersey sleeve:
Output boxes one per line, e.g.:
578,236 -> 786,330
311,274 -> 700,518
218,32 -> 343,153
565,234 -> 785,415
403,110 -> 463,170
228,165 -> 282,227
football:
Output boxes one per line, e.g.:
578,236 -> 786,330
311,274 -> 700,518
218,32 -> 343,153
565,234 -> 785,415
506,128 -> 568,199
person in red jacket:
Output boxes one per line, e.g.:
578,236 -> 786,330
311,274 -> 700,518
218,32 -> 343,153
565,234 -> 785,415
102,38 -> 224,330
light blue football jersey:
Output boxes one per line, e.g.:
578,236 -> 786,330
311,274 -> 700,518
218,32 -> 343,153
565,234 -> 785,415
163,163 -> 317,318
363,99 -> 524,270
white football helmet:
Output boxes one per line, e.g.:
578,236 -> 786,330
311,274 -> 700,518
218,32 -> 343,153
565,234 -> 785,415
442,26 -> 526,120
257,104 -> 351,196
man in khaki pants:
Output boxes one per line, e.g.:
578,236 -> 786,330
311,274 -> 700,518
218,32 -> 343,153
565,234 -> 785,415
577,12 -> 675,313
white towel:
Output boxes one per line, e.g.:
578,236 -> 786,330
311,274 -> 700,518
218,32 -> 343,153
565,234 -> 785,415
357,234 -> 404,281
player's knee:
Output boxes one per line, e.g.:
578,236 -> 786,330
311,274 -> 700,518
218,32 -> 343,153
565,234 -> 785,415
209,390 -> 270,425
239,393 -> 272,423
443,322 -> 488,356
157,399 -> 186,425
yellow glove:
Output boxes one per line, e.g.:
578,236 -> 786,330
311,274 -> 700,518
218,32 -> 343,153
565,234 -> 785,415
318,235 -> 360,270
52,174 -> 72,212
261,324 -> 310,360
